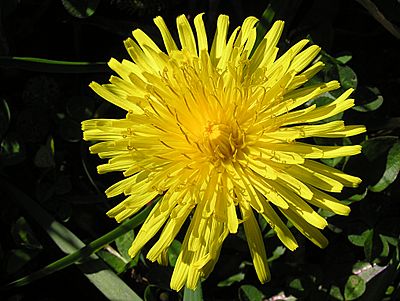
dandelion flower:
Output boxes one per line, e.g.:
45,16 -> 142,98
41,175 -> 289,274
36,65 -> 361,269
82,14 -> 365,291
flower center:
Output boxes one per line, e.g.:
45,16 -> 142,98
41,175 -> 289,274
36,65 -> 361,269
203,122 -> 235,161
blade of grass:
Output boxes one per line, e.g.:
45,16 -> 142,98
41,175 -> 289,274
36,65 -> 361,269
0,56 -> 107,73
1,179 -> 153,300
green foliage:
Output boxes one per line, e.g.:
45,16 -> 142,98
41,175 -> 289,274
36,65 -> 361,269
239,285 -> 265,301
369,141 -> 400,192
167,239 -> 181,267
217,273 -> 246,287
344,275 -> 366,300
61,0 -> 100,18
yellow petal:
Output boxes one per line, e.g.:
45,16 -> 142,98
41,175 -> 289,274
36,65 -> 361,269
307,186 -> 351,216
154,16 -> 178,54
240,205 -> 270,283
259,198 -> 298,251
177,14 -> 197,56
280,207 -> 328,248
210,14 -> 229,64
194,13 -> 208,52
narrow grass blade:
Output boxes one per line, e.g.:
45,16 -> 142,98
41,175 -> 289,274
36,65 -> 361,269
0,56 -> 107,73
1,179 -> 150,300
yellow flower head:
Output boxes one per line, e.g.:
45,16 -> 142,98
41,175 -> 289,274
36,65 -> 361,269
82,14 -> 365,291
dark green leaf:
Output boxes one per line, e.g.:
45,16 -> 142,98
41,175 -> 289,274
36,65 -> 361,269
0,56 -> 106,73
6,249 -> 38,275
0,133 -> 26,166
329,285 -> 343,301
0,98 -> 10,140
61,0 -> 100,18
379,235 -> 399,258
308,95 -> 336,107
336,55 -> 352,64
267,246 -> 286,263
289,278 -> 304,291
97,248 -> 128,274
321,156 -> 344,168
167,240 -> 181,267
239,285 -> 264,301
348,229 -> 373,247
34,138 -> 55,168
364,228 -> 374,261
11,217 -> 42,250
319,208 -> 337,218
217,272 -> 245,287
144,285 -> 159,301
353,94 -> 383,112
344,275 -> 366,300
361,136 -> 397,162
344,188 -> 368,204
338,65 -> 357,90
370,142 -> 400,192
115,230 -> 135,262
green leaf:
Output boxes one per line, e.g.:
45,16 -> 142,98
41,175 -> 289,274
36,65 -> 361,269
379,235 -> 399,258
0,98 -> 10,140
267,246 -> 286,263
115,230 -> 135,262
370,142 -> 400,192
2,179 -> 148,300
361,136 -> 398,161
348,229 -> 373,247
97,248 -> 128,274
217,272 -> 245,287
336,55 -> 352,64
0,56 -> 106,73
11,217 -> 42,250
6,249 -> 38,275
34,137 -> 55,168
344,275 -> 366,300
353,94 -> 383,112
338,65 -> 357,90
289,278 -> 304,291
321,156 -> 344,168
144,285 -> 159,301
167,240 -> 181,267
329,285 -> 343,301
0,133 -> 26,166
61,0 -> 100,18
239,285 -> 265,301
183,282 -> 203,301
343,187 -> 368,204
364,229 -> 374,261
255,1 -> 277,45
